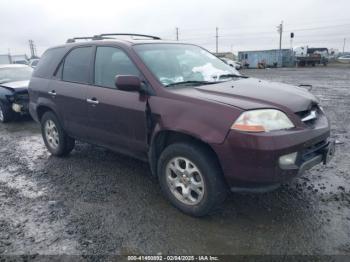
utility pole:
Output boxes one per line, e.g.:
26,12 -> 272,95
28,40 -> 37,59
29,40 -> 33,58
343,38 -> 346,53
277,21 -> 283,50
215,27 -> 219,54
276,21 -> 283,67
8,48 -> 11,63
176,27 -> 179,41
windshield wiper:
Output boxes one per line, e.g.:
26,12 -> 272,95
165,80 -> 216,87
218,74 -> 247,79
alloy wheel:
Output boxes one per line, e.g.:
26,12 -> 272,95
44,120 -> 59,149
165,157 -> 205,206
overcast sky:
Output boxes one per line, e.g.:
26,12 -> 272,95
0,0 -> 349,56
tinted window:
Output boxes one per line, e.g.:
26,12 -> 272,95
63,47 -> 92,84
33,47 -> 66,78
94,47 -> 139,88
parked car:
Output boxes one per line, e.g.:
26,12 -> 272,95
11,55 -> 29,65
220,57 -> 241,70
29,59 -> 40,68
337,55 -> 350,64
28,34 -> 335,216
0,64 -> 33,122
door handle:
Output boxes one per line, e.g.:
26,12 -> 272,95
86,98 -> 99,105
48,90 -> 56,96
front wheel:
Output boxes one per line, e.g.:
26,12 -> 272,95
41,111 -> 75,156
157,143 -> 228,216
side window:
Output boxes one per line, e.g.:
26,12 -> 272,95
62,47 -> 93,84
33,47 -> 66,78
94,47 -> 140,88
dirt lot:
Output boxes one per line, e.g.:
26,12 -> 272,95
0,65 -> 349,258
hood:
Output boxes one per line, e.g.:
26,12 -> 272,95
171,77 -> 318,113
0,80 -> 29,93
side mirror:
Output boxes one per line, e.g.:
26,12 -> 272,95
115,75 -> 141,92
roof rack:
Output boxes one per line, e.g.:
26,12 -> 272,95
93,33 -> 161,40
66,33 -> 161,44
66,36 -> 115,43
66,37 -> 95,43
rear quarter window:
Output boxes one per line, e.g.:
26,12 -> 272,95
33,47 -> 67,79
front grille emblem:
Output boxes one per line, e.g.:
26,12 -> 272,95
302,110 -> 317,122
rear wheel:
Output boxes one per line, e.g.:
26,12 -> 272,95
41,111 -> 75,156
0,101 -> 14,123
157,143 -> 228,216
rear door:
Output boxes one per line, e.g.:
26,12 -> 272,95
86,46 -> 149,156
49,46 -> 94,139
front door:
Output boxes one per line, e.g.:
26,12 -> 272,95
86,46 -> 149,156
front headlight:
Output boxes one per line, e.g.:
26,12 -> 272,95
231,109 -> 294,132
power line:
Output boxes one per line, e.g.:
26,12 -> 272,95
285,23 -> 350,32
178,23 -> 350,42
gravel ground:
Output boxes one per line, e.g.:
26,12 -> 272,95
0,65 -> 349,258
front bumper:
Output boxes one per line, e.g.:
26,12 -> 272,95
211,114 -> 333,191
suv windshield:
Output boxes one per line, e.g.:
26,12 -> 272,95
134,44 -> 241,87
0,67 -> 33,84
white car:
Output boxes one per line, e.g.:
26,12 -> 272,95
337,55 -> 350,64
220,57 -> 242,70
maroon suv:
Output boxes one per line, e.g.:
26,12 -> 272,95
28,34 -> 335,216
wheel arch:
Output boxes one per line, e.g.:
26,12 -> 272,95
37,105 -> 55,121
149,129 -> 223,178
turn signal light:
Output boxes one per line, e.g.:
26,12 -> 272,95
231,123 -> 265,132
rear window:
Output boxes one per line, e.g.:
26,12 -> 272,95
62,47 -> 93,84
33,47 -> 66,79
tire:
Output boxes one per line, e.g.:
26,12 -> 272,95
0,101 -> 14,123
157,143 -> 228,216
40,111 -> 75,156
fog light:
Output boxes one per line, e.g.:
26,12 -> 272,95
279,152 -> 298,166
12,103 -> 22,113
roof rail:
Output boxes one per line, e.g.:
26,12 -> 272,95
66,37 -> 95,43
66,33 -> 161,43
93,33 -> 161,40
66,36 -> 116,43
